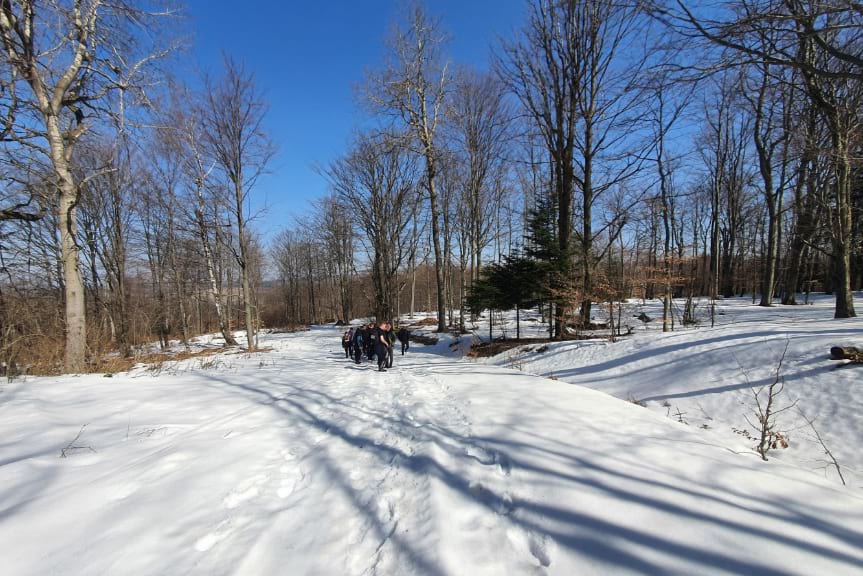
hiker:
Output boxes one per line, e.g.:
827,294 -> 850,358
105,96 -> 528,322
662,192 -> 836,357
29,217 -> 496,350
397,327 -> 410,355
364,322 -> 376,361
386,325 -> 397,367
342,327 -> 354,358
375,321 -> 392,372
352,326 -> 364,364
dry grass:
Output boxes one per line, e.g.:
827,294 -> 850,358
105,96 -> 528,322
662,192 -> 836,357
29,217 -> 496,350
2,334 -> 64,376
93,355 -> 138,375
136,347 -> 225,365
225,346 -> 274,355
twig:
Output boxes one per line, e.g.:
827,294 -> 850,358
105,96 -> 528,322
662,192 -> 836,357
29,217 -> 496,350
741,340 -> 793,460
797,408 -> 846,486
60,424 -> 96,458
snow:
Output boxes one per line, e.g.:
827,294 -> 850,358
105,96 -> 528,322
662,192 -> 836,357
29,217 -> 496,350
1,301 -> 862,575
482,295 -> 863,488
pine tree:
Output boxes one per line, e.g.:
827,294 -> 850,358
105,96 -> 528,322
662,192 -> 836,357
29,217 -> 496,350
523,193 -> 570,338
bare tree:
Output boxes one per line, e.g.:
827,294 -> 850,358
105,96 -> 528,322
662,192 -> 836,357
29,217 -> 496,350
145,106 -> 194,350
780,103 -> 825,305
172,95 -> 238,346
203,57 -> 275,350
272,229 -> 304,325
797,28 -> 861,318
314,195 -> 355,324
366,3 -> 450,332
0,0 -> 174,371
77,138 -> 134,356
740,61 -> 794,307
135,162 -> 173,350
325,131 -> 420,322
698,76 -> 753,318
647,77 -> 691,331
655,0 -> 860,318
652,0 -> 863,81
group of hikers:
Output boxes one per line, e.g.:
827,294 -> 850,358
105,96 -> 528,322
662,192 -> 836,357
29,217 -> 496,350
341,322 -> 411,372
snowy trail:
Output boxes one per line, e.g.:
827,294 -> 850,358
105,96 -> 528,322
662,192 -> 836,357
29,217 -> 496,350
1,326 -> 863,575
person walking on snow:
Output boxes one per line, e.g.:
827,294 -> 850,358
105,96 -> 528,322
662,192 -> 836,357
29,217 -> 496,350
342,328 -> 354,358
364,322 -> 376,362
375,322 -> 392,372
352,326 -> 364,364
397,327 -> 410,355
386,325 -> 396,368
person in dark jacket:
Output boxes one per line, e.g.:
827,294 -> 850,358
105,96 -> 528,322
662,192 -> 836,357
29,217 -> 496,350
342,328 -> 354,358
352,326 -> 364,364
375,322 -> 392,372
364,322 -> 376,362
385,325 -> 397,367
396,327 -> 410,355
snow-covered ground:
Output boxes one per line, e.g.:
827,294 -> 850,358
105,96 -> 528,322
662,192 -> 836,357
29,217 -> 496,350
481,295 -> 863,489
1,300 -> 862,575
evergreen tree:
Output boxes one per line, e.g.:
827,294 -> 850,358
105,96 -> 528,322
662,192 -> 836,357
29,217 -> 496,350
523,193 -> 570,338
467,252 -> 540,341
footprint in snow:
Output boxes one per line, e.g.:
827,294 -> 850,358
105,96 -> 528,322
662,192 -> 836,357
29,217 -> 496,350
469,482 -> 514,516
507,528 -> 554,569
194,519 -> 230,552
464,445 -> 496,466
278,465 -> 307,499
377,496 -> 395,521
223,474 -> 266,509
465,445 -> 513,476
528,533 -> 553,568
496,453 -> 513,477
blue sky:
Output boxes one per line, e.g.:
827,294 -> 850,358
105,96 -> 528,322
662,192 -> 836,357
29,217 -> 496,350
185,1 -> 525,238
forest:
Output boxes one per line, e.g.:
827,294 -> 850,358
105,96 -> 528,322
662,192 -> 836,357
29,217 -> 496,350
1,0 -> 861,375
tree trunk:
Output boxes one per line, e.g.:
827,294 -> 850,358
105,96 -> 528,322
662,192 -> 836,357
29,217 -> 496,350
832,138 -> 856,318
196,202 -> 237,346
516,304 -> 520,341
579,132 -> 593,332
59,190 -> 87,372
427,158 -> 447,332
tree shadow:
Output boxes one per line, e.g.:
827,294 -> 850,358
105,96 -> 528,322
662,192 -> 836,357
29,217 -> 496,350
199,365 -> 863,575
549,328 -> 863,381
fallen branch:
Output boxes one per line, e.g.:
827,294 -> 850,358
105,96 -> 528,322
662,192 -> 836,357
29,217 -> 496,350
797,408 -> 846,486
60,424 -> 96,458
